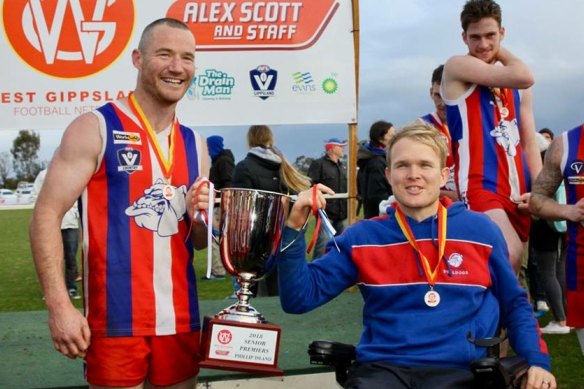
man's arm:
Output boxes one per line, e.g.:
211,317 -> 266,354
530,136 -> 584,222
29,112 -> 102,359
186,139 -> 211,250
442,47 -> 534,100
517,89 -> 542,182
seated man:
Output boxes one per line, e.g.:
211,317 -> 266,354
275,123 -> 555,389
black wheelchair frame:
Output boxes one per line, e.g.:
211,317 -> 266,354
308,334 -> 528,388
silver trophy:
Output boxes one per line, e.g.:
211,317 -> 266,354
199,188 -> 288,374
217,188 -> 290,323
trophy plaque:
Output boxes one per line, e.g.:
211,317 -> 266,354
199,188 -> 289,375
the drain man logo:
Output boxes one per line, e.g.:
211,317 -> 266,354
3,0 -> 135,79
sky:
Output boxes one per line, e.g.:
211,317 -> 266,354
2,0 -> 584,168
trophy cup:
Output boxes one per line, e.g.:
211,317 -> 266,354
199,188 -> 289,375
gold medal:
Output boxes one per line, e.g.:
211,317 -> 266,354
500,107 -> 509,119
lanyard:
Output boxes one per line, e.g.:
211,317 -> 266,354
394,203 -> 447,287
128,92 -> 178,184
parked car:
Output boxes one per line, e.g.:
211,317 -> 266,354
0,188 -> 17,205
15,187 -> 35,204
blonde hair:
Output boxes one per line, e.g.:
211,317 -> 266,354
247,125 -> 311,193
386,123 -> 448,168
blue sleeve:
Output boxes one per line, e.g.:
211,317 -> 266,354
488,224 -> 551,370
276,226 -> 359,314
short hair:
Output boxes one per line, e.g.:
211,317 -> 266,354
460,0 -> 502,32
138,18 -> 192,52
539,128 -> 554,140
387,123 -> 448,168
432,64 -> 444,85
369,120 -> 393,147
247,125 -> 274,148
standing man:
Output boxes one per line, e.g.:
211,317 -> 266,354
30,18 -> 210,388
530,123 -> 584,355
441,0 -> 541,273
34,168 -> 81,300
204,135 -> 234,280
276,123 -> 555,388
307,138 -> 348,259
419,64 -> 458,201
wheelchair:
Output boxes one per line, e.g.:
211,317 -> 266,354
307,334 -> 528,388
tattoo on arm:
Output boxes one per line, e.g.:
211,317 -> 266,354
531,139 -> 563,213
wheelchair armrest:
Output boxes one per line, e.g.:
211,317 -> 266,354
308,340 -> 356,366
470,355 -> 528,388
308,340 -> 356,387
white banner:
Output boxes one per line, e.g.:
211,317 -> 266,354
0,0 -> 357,129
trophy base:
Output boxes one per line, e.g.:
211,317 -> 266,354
200,316 -> 283,376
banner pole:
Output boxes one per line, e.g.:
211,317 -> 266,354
348,0 -> 360,224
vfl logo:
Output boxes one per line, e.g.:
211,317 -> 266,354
3,0 -> 135,78
217,329 -> 233,345
117,147 -> 142,174
250,65 -> 277,100
571,160 -> 584,175
125,179 -> 187,237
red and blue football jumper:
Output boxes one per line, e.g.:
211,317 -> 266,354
80,99 -> 204,337
560,124 -> 584,328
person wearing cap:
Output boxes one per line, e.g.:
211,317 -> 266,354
307,138 -> 348,259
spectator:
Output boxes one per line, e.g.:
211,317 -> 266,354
308,138 -> 348,259
232,124 -> 310,296
203,135 -> 234,280
357,120 -> 395,219
29,18 -> 210,387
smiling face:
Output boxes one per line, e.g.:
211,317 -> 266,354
386,137 -> 449,221
463,17 -> 504,64
133,23 -> 196,106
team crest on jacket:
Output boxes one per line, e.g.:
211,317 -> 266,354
117,147 -> 143,174
125,179 -> 187,237
447,253 -> 464,268
490,119 -> 519,157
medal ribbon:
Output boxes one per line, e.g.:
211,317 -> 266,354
128,92 -> 177,183
306,185 -> 322,253
490,87 -> 508,121
394,203 -> 447,287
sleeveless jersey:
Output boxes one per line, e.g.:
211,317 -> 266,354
420,112 -> 454,168
443,84 -> 530,204
560,125 -> 584,327
81,99 -> 205,337
420,112 -> 456,192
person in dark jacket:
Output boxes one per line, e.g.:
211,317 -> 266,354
232,125 -> 310,296
308,138 -> 348,259
205,135 -> 234,280
357,120 -> 395,219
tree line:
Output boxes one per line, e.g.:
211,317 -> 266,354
0,130 -> 42,189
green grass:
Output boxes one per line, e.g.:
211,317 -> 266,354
1,209 -> 582,387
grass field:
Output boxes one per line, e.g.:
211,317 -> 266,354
1,208 -> 582,387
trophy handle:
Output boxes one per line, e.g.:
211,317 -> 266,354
219,214 -> 238,276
